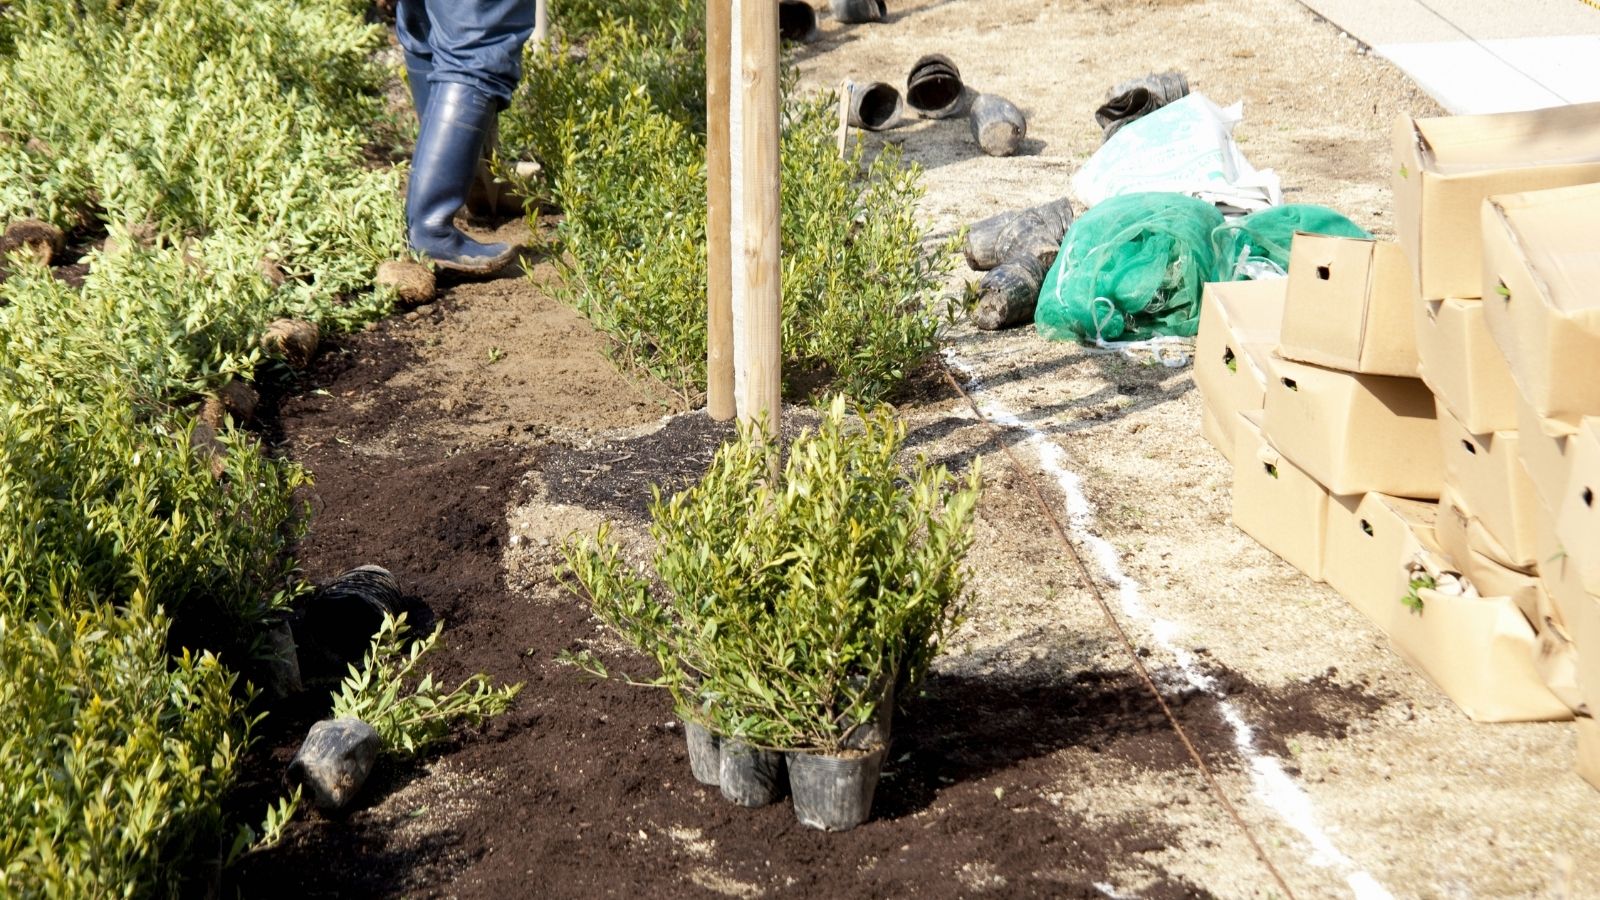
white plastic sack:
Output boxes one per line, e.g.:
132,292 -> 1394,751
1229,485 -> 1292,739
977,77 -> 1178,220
1071,92 -> 1283,213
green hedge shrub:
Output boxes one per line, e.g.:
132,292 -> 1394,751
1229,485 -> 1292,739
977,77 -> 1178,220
503,8 -> 947,404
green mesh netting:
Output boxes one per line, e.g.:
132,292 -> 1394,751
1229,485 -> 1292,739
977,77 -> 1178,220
1035,192 -> 1224,343
1035,195 -> 1374,343
1211,204 -> 1371,281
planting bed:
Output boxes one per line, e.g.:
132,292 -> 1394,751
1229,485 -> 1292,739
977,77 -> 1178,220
229,255 -> 1388,897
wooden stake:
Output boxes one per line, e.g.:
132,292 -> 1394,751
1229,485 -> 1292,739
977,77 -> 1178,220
706,0 -> 735,421
532,0 -> 549,48
734,0 -> 782,439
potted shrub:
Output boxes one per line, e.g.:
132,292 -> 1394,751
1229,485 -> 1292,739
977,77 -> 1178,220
560,397 -> 980,828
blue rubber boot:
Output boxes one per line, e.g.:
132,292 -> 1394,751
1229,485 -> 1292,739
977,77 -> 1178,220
406,82 -> 517,274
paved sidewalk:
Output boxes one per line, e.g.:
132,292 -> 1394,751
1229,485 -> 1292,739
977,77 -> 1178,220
1301,0 -> 1600,113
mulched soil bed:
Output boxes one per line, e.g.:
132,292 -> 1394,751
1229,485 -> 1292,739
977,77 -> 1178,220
225,315 -> 1385,898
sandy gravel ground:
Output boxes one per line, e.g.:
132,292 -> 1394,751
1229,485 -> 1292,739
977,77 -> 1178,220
775,0 -> 1600,896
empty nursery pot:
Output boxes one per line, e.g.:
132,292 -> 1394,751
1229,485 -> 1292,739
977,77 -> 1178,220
788,745 -> 888,832
778,1 -> 820,42
1095,71 -> 1190,141
968,93 -> 1027,157
830,0 -> 886,24
964,197 -> 1075,271
905,54 -> 964,117
684,720 -> 722,786
718,740 -> 785,807
299,565 -> 401,668
848,82 -> 903,131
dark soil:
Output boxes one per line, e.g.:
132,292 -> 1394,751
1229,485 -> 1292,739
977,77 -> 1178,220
225,292 -> 1389,899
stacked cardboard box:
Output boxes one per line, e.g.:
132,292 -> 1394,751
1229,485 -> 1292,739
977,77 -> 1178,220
1196,101 -> 1600,740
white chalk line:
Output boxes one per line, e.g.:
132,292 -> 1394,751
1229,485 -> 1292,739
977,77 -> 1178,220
941,348 -> 1391,900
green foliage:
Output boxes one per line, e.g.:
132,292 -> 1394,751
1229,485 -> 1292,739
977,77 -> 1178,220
561,397 -> 981,751
0,0 -> 408,894
503,13 -> 947,405
1402,572 -> 1435,615
331,614 -> 523,758
0,599 -> 246,898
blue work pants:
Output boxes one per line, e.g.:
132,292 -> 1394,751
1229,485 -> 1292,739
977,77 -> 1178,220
396,0 -> 536,106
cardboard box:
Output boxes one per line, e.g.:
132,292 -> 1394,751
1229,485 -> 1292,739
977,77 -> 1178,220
1517,392 -> 1577,513
1389,550 -> 1572,722
1566,594 -> 1600,719
1231,411 -> 1330,582
1532,584 -> 1586,715
1434,496 -> 1542,626
1537,494 -> 1585,631
1392,102 -> 1600,302
1279,235 -> 1419,377
1413,297 -> 1519,435
1436,401 -> 1539,571
1195,280 -> 1288,461
1323,492 -> 1435,635
1263,354 -> 1441,498
1557,420 -> 1600,597
1481,183 -> 1600,429
1577,716 -> 1600,792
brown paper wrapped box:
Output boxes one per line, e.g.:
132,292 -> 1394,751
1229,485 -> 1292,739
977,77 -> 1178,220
1481,183 -> 1600,430
1263,353 -> 1441,499
1436,401 -> 1540,571
1392,101 -> 1600,302
1230,411 -> 1330,582
1323,492 -> 1434,636
1279,234 -> 1419,377
1414,297 -> 1519,435
1195,280 -> 1287,461
1391,548 -> 1572,723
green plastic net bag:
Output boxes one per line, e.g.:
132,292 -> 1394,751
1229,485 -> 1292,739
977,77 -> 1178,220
1211,204 -> 1371,280
1035,192 -> 1224,343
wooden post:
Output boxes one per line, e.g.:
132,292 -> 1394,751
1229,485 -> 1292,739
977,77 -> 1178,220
706,0 -> 735,421
733,0 -> 782,439
532,0 -> 549,48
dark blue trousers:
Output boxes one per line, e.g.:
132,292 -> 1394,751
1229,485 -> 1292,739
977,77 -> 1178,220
396,0 -> 536,107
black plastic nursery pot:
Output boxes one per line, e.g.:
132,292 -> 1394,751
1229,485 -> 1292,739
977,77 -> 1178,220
905,53 -> 965,118
684,720 -> 722,786
718,741 -> 786,807
787,745 -> 888,832
830,0 -> 887,24
778,0 -> 819,42
848,82 -> 903,132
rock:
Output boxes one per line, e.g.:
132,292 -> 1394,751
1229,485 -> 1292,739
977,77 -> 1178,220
261,319 -> 319,369
288,718 -> 381,811
2,219 -> 65,266
376,259 -> 436,306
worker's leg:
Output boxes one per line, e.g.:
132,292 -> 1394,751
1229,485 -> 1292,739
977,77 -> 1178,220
394,0 -> 434,124
415,0 -> 535,107
404,0 -> 534,273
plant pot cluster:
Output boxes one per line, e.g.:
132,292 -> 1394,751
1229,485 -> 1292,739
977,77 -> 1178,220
561,397 -> 981,832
